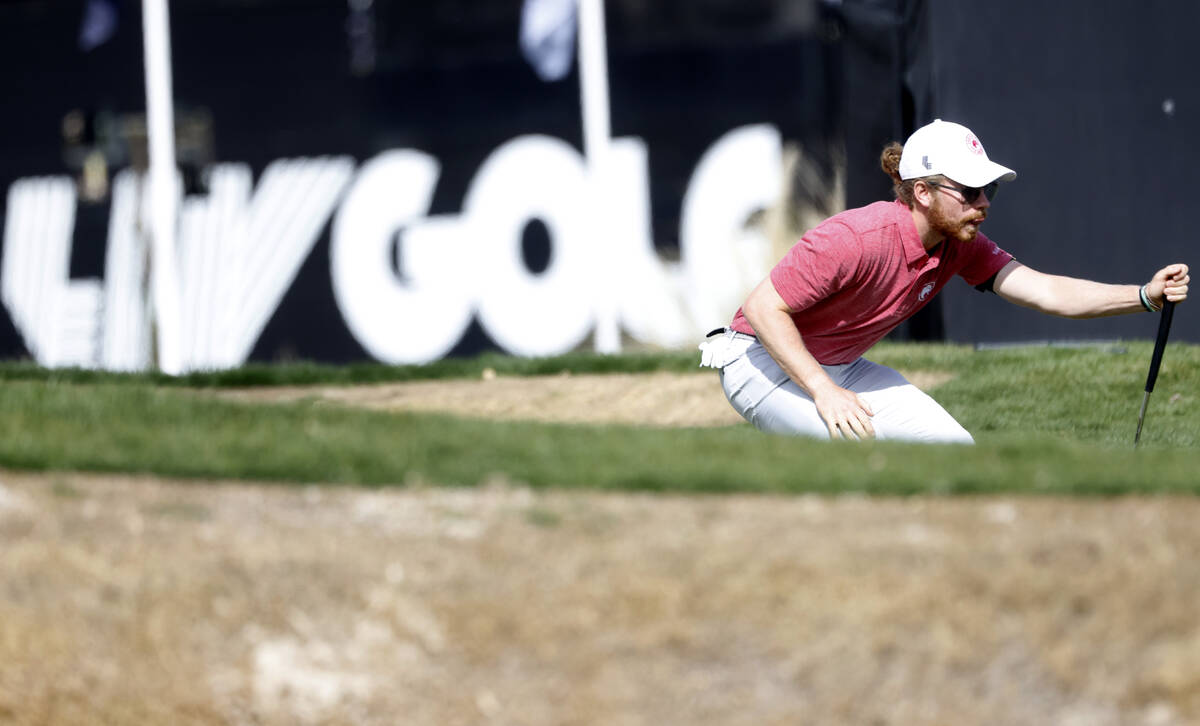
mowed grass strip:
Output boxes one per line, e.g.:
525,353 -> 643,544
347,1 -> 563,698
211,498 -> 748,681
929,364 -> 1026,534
0,341 -> 1196,493
0,349 -> 702,388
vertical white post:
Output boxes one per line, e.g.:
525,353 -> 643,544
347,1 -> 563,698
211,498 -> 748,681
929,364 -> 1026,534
577,0 -> 620,353
142,0 -> 184,374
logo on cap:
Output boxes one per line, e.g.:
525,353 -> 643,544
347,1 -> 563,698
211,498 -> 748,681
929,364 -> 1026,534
966,133 -> 984,156
922,155 -> 932,170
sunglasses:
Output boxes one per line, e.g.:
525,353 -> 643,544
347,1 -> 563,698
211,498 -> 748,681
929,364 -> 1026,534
927,180 -> 999,204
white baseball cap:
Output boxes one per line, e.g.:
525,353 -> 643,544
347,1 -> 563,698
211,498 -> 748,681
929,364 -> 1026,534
899,119 -> 1016,187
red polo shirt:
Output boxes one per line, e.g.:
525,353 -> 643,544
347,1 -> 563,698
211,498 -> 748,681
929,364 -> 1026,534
729,199 -> 1013,365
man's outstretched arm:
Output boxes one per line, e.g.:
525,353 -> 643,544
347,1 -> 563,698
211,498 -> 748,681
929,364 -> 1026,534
992,260 -> 1189,318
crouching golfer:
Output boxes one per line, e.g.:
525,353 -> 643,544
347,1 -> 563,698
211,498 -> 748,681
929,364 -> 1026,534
700,119 -> 1189,443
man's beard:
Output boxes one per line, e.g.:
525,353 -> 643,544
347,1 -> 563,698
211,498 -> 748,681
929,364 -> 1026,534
928,200 -> 985,244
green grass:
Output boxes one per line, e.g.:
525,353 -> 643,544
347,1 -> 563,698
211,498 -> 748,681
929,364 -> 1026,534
0,341 -> 1196,494
0,350 -> 700,387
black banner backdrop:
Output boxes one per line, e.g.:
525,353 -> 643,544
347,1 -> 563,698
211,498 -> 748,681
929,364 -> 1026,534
817,0 -> 1198,347
917,0 -> 1198,346
0,0 -> 838,365
0,0 -> 1194,367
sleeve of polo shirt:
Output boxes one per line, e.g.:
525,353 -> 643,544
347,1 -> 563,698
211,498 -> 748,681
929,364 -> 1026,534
769,220 -> 863,313
956,232 -> 1015,287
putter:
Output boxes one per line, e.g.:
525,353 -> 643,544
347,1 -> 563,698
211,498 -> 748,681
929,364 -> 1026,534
1134,299 -> 1177,447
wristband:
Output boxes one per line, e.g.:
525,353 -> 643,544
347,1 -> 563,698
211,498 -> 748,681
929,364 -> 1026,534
1140,284 -> 1162,313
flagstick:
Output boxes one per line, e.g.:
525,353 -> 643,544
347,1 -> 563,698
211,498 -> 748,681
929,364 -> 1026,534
577,0 -> 620,353
142,0 -> 184,374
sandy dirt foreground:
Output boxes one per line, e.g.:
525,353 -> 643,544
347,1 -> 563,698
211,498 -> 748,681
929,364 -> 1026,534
216,370 -> 954,428
218,371 -> 748,428
3,469 -> 1200,726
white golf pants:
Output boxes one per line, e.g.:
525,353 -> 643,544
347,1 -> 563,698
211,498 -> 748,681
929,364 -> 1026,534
700,331 -> 974,444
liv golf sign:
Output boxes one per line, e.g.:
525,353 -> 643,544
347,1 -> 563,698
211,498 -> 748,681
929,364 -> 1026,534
1,125 -> 782,371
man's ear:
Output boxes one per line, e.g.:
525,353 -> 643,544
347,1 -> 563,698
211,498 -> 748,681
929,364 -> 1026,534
912,179 -> 933,209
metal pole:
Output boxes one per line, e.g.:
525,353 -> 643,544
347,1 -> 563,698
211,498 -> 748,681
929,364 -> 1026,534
578,0 -> 620,353
142,0 -> 184,374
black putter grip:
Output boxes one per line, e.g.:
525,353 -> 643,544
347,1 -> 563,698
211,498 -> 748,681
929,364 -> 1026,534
1144,300 -> 1177,393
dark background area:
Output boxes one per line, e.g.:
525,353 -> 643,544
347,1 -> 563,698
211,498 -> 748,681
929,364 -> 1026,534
928,1 -> 1195,345
0,0 -> 1194,364
838,0 -> 1198,346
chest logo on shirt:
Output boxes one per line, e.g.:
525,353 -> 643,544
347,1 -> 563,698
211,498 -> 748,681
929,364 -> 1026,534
918,282 -> 936,301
